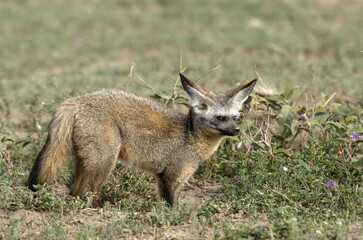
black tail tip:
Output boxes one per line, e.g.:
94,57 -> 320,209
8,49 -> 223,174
28,184 -> 37,192
27,175 -> 39,192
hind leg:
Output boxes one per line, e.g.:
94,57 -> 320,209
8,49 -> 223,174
72,145 -> 120,207
70,157 -> 90,199
88,152 -> 119,207
72,118 -> 121,207
71,155 -> 117,208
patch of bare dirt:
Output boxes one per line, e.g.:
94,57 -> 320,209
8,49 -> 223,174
180,180 -> 222,204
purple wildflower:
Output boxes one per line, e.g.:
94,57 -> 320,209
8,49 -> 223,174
325,179 -> 337,190
248,145 -> 254,152
349,132 -> 360,141
236,141 -> 242,149
299,113 -> 308,119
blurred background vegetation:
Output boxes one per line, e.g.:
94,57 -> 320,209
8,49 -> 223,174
0,0 -> 362,111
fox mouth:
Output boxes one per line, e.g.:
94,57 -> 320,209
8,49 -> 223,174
209,123 -> 240,136
218,129 -> 240,136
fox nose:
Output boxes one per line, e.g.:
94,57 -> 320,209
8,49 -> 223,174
234,127 -> 240,134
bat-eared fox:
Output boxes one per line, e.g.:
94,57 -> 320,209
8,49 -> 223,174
28,73 -> 257,207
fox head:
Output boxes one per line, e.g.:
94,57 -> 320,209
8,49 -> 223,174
180,73 -> 257,136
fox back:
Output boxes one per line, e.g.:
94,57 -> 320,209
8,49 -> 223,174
28,73 -> 256,207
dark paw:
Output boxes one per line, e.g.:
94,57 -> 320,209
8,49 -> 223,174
91,198 -> 104,208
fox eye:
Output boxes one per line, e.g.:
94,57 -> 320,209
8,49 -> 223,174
216,116 -> 226,121
232,116 -> 238,122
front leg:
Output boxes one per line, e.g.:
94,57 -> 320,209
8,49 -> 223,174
155,164 -> 198,206
155,172 -> 179,206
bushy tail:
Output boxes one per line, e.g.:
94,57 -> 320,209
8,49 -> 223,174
28,103 -> 76,191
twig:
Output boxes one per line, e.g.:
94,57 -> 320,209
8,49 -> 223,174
323,92 -> 336,107
134,74 -> 155,93
266,183 -> 303,209
195,60 -> 222,82
124,62 -> 136,90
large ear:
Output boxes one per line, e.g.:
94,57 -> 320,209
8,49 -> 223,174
226,79 -> 257,109
179,73 -> 211,107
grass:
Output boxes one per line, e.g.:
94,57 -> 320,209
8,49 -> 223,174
0,0 -> 362,239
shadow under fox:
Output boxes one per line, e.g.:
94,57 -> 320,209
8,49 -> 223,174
28,73 -> 257,207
